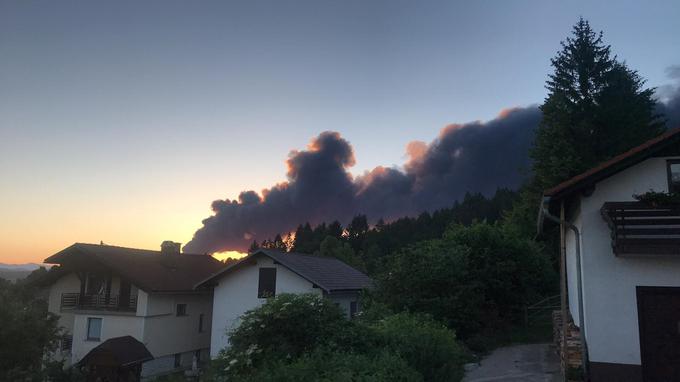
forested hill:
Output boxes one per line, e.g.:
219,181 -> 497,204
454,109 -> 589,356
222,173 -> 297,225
253,188 -> 518,274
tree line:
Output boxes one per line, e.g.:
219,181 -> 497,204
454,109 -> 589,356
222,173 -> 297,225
251,188 -> 518,275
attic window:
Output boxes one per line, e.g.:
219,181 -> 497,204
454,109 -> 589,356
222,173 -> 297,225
258,268 -> 276,298
669,160 -> 680,194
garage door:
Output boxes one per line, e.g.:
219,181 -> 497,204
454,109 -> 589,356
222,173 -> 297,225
637,286 -> 680,382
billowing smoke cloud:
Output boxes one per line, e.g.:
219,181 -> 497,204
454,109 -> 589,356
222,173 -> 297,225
184,107 -> 541,254
656,65 -> 680,128
185,67 -> 680,254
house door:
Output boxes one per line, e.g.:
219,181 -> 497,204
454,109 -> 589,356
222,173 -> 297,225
637,287 -> 680,381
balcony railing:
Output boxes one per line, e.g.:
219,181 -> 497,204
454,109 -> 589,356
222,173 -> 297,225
601,201 -> 680,256
60,293 -> 137,312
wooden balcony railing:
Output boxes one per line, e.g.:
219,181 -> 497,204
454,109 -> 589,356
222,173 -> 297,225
601,202 -> 680,256
60,293 -> 137,312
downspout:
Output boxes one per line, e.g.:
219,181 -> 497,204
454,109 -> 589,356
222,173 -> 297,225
540,196 -> 589,380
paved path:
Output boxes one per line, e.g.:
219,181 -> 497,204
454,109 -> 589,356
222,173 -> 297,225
463,343 -> 562,382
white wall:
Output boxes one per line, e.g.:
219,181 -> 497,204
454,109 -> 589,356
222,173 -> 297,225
209,255 -> 321,357
47,272 -> 81,332
565,156 -> 680,366
46,272 -> 81,364
142,293 -> 213,358
137,291 -> 174,317
71,313 -> 144,364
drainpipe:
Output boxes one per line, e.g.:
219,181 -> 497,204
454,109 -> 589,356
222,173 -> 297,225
540,196 -> 589,381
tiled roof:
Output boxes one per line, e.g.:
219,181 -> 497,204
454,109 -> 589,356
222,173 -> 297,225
44,243 -> 225,293
196,249 -> 373,292
77,336 -> 153,366
545,128 -> 680,200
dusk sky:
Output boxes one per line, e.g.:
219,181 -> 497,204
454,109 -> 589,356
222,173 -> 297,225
2,1 -> 680,263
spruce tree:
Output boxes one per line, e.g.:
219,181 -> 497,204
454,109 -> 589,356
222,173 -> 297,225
532,17 -> 664,190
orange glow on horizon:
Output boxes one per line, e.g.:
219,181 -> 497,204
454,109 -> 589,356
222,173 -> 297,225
212,250 -> 248,262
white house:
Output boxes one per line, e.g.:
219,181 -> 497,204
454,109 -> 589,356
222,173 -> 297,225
41,242 -> 224,379
538,128 -> 680,381
195,249 -> 373,357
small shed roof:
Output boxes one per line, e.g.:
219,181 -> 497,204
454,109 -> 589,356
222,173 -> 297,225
77,336 -> 153,367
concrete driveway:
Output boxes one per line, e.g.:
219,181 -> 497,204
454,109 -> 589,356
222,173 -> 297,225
463,343 -> 562,382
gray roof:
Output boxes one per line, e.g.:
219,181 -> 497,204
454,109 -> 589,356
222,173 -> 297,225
44,243 -> 225,293
196,249 -> 373,293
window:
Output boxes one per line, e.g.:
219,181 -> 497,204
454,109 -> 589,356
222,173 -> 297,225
350,301 -> 358,318
86,318 -> 102,341
176,303 -> 187,316
194,349 -> 201,362
61,335 -> 73,351
258,268 -> 276,298
174,353 -> 181,368
669,160 -> 680,194
198,313 -> 204,333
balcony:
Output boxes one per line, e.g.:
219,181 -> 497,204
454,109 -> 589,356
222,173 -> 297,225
601,202 -> 680,256
60,293 -> 137,312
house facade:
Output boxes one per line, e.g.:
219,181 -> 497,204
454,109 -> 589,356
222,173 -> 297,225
43,242 -> 224,378
196,249 -> 373,357
539,129 -> 680,381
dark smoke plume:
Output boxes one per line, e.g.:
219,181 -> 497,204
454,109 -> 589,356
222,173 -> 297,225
656,65 -> 680,128
184,107 -> 540,254
185,68 -> 680,255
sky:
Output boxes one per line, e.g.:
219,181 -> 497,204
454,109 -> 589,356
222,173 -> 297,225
1,0 -> 679,263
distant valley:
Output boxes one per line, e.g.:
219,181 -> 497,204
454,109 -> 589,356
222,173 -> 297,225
0,263 -> 48,282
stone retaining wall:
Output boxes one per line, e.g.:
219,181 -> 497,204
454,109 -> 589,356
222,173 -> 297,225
553,310 -> 583,381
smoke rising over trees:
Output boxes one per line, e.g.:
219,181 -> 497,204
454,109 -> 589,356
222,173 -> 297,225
184,109 -> 540,254
184,18 -> 680,255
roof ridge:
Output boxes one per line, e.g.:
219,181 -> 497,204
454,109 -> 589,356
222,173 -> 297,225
75,242 -> 207,257
261,248 -> 339,260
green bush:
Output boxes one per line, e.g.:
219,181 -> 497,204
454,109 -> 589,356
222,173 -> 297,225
377,222 -> 557,342
211,295 -> 468,382
374,313 -> 467,382
234,349 -> 423,382
228,293 -> 348,358
377,239 -> 486,337
633,190 -> 680,205
215,293 -> 354,378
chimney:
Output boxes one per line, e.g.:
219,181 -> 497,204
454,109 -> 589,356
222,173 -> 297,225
161,241 -> 181,255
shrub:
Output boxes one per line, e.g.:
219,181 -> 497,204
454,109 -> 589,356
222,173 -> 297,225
633,190 -> 680,205
374,313 -> 467,382
212,295 -> 467,382
444,223 -> 556,322
377,239 -> 486,336
235,349 -> 423,382
215,293 -> 353,378
227,293 -> 348,358
377,222 -> 557,341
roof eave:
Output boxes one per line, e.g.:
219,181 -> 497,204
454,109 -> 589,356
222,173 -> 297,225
544,128 -> 680,202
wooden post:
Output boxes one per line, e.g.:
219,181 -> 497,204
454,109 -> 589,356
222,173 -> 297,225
560,201 -> 568,381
